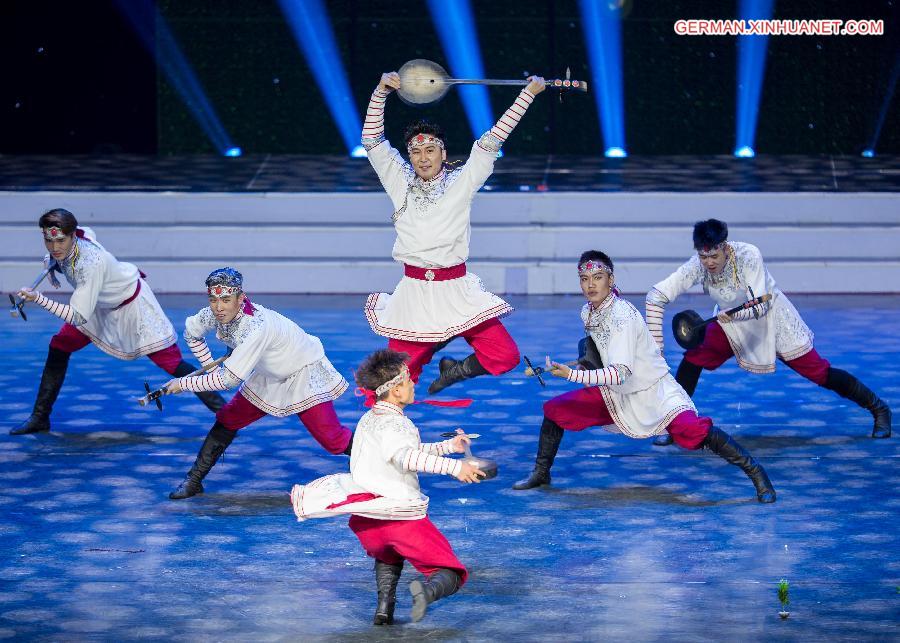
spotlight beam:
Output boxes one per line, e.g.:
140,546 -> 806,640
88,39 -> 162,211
425,0 -> 494,139
735,0 -> 774,157
277,0 -> 362,155
579,0 -> 627,156
114,0 -> 238,155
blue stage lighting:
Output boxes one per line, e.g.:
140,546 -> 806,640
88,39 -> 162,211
277,0 -> 362,155
863,52 -> 900,158
579,0 -> 627,155
350,145 -> 368,158
605,147 -> 627,158
735,0 -> 774,156
425,0 -> 493,140
224,147 -> 243,158
734,145 -> 755,158
113,0 -> 239,156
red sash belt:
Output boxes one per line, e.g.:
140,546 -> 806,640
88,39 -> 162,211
403,263 -> 466,282
114,280 -> 141,310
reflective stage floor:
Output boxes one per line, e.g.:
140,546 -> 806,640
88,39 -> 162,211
1,294 -> 898,641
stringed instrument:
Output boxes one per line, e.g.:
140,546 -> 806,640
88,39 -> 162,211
397,59 -> 588,105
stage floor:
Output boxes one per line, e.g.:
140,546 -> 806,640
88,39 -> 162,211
1,294 -> 898,641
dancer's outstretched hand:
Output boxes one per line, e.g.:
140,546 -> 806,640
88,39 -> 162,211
162,378 -> 183,395
448,428 -> 471,453
379,72 -> 401,92
455,461 -> 486,483
526,75 -> 546,95
546,356 -> 571,379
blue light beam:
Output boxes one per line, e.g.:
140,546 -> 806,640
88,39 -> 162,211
113,0 -> 238,156
579,0 -> 627,155
735,0 -> 774,157
277,0 -> 362,155
864,51 -> 900,157
425,0 -> 494,140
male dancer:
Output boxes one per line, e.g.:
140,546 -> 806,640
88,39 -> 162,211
164,268 -> 352,499
360,70 -> 546,394
646,219 -> 891,446
12,208 -> 223,435
290,349 -> 484,624
513,251 -> 776,503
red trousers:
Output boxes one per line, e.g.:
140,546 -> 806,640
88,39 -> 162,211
215,391 -> 352,454
544,387 -> 711,450
348,515 -> 468,585
388,317 -> 520,382
683,320 -> 830,385
49,323 -> 183,374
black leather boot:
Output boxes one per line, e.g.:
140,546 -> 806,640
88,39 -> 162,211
654,359 -> 704,447
172,361 -> 226,413
10,347 -> 71,435
704,426 -> 776,503
822,368 -> 891,438
169,422 -> 236,499
427,353 -> 489,395
512,417 -> 564,490
373,560 -> 403,625
409,568 -> 460,623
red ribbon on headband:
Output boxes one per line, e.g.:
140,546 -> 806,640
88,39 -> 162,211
354,387 -> 472,409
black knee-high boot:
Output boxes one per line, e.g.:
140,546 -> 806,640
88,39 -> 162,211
822,368 -> 891,438
512,417 -> 565,490
704,426 -> 776,503
409,568 -> 460,623
172,361 -> 226,413
10,347 -> 71,435
654,359 -> 704,447
169,422 -> 236,499
427,353 -> 489,394
373,560 -> 403,625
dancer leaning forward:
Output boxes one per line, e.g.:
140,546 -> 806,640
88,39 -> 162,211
513,250 -> 777,504
162,268 -> 352,499
11,208 -> 224,435
646,218 -> 890,446
290,349 -> 485,625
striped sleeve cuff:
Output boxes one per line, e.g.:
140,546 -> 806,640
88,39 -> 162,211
398,448 -> 463,477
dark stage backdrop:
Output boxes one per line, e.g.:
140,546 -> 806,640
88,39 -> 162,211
3,0 -> 898,155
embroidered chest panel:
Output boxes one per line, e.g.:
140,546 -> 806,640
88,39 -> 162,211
215,310 -> 264,348
394,166 -> 463,222
60,239 -> 103,288
582,298 -> 635,354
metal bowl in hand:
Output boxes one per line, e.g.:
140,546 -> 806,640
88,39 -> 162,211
464,444 -> 498,480
672,309 -> 707,350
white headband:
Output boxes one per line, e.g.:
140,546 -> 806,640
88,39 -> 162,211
407,133 -> 445,153
207,285 -> 242,299
375,363 -> 410,396
578,259 -> 612,275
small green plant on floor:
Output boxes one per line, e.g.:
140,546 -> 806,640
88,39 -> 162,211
778,579 -> 790,618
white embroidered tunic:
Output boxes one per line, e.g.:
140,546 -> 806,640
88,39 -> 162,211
648,242 -> 813,373
290,401 -> 461,522
360,87 -> 536,342
181,302 -> 347,416
34,227 -> 175,359
580,294 -> 695,438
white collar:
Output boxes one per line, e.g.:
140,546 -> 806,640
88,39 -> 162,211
373,400 -> 404,416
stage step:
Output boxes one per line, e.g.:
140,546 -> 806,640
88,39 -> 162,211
1,190 -> 898,294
